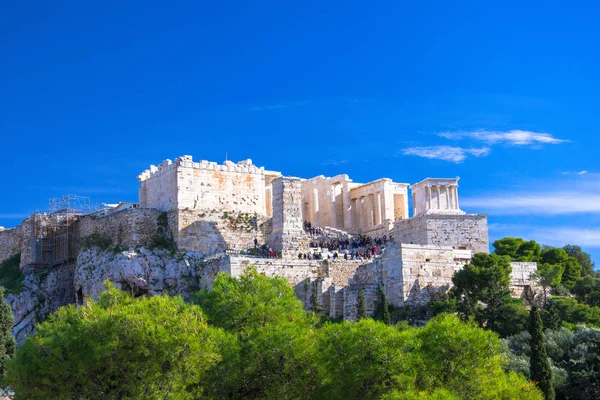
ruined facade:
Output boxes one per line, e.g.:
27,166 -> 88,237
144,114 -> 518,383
0,155 -> 540,329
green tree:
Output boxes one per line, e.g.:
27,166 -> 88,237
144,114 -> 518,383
196,268 -> 309,332
563,244 -> 595,277
316,318 -> 412,399
562,257 -> 583,287
6,281 -> 229,400
493,237 -> 541,262
310,280 -> 323,314
570,276 -> 600,306
534,264 -> 564,304
0,287 -> 15,382
541,300 -> 561,331
529,306 -> 555,400
357,288 -> 366,320
452,253 -> 519,334
565,327 -> 600,399
375,286 -> 391,325
197,269 -> 320,399
493,237 -> 526,259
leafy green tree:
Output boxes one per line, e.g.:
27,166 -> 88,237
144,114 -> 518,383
553,297 -> 600,328
452,253 -> 520,334
0,287 -> 15,382
563,245 -> 595,277
562,258 -> 582,287
310,280 -> 323,314
534,264 -> 564,304
565,327 -> 600,399
375,286 -> 391,325
357,288 -> 366,320
541,248 -> 570,266
529,306 -> 555,400
197,269 -> 320,399
6,281 -> 229,400
316,318 -> 412,399
570,275 -> 600,308
493,237 -> 526,258
196,268 -> 309,332
493,237 -> 541,262
541,300 -> 561,331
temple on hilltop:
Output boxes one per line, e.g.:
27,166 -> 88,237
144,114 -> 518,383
0,155 -> 539,328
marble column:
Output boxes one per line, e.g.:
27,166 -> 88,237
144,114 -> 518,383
343,184 -> 352,230
366,194 -> 373,228
454,186 -> 459,209
444,186 -> 450,209
330,185 -> 337,228
374,191 -> 382,225
436,185 -> 441,209
358,197 -> 365,231
313,188 -> 320,226
427,185 -> 432,209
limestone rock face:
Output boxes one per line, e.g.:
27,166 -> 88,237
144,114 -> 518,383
74,248 -> 206,302
6,265 -> 75,345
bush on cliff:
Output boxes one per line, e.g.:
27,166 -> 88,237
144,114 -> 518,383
7,270 -> 543,400
6,281 -> 231,400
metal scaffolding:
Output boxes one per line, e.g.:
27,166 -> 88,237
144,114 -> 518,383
30,195 -> 94,266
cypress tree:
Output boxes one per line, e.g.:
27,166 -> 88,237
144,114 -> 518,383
0,287 -> 15,381
542,300 -> 561,331
529,306 -> 555,400
377,286 -> 391,325
357,289 -> 366,320
310,281 -> 322,314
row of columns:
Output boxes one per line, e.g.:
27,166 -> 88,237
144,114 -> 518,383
426,184 -> 459,210
353,191 -> 385,231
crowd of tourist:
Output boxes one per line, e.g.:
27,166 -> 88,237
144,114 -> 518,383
300,220 -> 388,262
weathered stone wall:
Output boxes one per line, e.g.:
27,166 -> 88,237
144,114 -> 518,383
326,260 -> 366,286
394,214 -> 489,254
138,156 -> 279,215
0,223 -> 25,264
79,209 -> 163,248
173,209 -> 269,254
509,262 -> 540,298
268,177 -> 311,258
386,244 -> 472,307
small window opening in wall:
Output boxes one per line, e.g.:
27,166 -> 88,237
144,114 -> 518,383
426,258 -> 431,262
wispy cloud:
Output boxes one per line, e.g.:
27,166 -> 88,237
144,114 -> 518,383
438,129 -> 567,146
463,174 -> 600,215
246,100 -> 314,112
401,146 -> 491,163
562,170 -> 588,175
489,223 -> 600,248
321,159 -> 349,166
463,194 -> 600,215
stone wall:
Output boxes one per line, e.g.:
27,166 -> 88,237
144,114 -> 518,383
325,259 -> 366,286
0,223 -> 26,265
79,208 -> 163,248
173,209 -> 269,254
138,156 -> 280,215
394,214 -> 489,254
509,262 -> 540,298
268,177 -> 311,258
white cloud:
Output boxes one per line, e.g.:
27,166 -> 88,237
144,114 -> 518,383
321,159 -> 349,166
462,193 -> 600,215
562,170 -> 588,175
401,146 -> 491,163
438,129 -> 567,146
489,223 -> 600,248
463,174 -> 600,215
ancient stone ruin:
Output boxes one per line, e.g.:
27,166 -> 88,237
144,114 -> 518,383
0,155 -> 539,340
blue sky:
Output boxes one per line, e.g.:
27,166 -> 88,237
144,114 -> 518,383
1,1 -> 599,264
